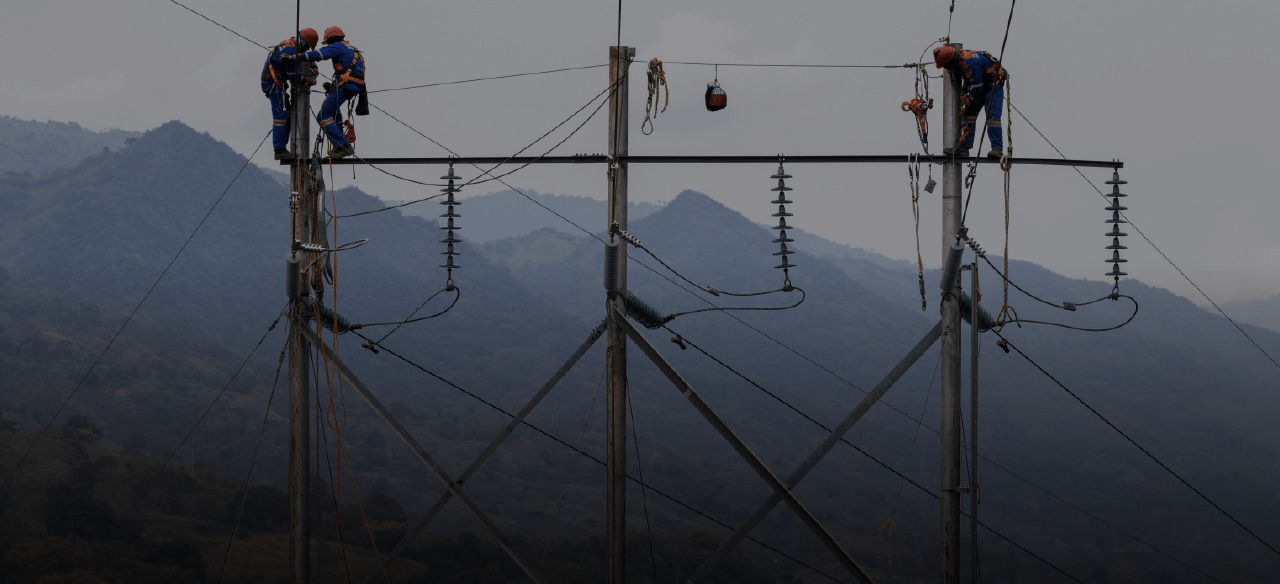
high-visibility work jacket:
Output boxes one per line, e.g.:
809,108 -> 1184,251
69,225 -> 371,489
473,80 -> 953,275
300,41 -> 365,88
953,50 -> 1006,106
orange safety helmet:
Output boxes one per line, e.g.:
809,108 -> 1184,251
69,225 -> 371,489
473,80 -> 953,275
933,46 -> 956,69
323,26 -> 345,45
297,28 -> 319,50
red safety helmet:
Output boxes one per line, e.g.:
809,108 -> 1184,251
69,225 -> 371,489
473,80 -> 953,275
933,46 -> 956,69
323,26 -> 345,45
297,28 -> 319,50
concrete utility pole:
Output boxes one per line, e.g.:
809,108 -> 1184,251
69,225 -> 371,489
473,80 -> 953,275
940,42 -> 964,584
287,54 -> 312,584
605,44 -> 633,584
970,261 -> 981,584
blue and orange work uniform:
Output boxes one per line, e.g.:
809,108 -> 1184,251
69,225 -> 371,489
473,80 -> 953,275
296,41 -> 365,150
261,39 -> 309,151
950,50 -> 1007,152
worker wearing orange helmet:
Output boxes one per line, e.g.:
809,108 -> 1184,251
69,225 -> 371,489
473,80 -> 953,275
284,26 -> 365,159
933,45 -> 1008,159
262,28 -> 319,160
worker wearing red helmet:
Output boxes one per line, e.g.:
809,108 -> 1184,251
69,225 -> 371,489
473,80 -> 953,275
933,45 -> 1008,159
262,28 -> 319,160
285,26 -> 365,159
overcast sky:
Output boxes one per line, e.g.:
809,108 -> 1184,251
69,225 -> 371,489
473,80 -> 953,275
4,0 -> 1277,303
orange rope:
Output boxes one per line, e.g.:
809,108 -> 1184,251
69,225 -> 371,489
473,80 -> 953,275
339,443 -> 390,583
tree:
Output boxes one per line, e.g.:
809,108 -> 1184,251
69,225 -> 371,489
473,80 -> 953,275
224,485 -> 289,532
43,482 -> 117,539
60,414 -> 102,443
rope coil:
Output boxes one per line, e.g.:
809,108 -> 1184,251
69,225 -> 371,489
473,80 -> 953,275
641,58 -> 668,135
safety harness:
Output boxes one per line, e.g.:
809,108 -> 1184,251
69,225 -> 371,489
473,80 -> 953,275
331,41 -> 366,87
262,38 -> 297,91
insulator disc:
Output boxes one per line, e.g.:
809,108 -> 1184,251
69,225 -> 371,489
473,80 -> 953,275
1105,205 -> 1128,211
1105,219 -> 1128,224
439,250 -> 462,255
772,224 -> 798,230
773,250 -> 795,256
1105,258 -> 1128,263
772,237 -> 794,243
770,173 -> 793,179
771,197 -> 794,204
1105,231 -> 1128,237
440,212 -> 461,218
1106,244 -> 1128,250
1105,179 -> 1128,185
775,261 -> 797,269
771,186 -> 793,192
772,212 -> 794,218
438,198 -> 462,205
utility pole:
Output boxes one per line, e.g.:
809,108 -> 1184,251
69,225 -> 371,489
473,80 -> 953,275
969,261 -> 980,584
605,44 -> 633,584
940,42 -> 963,584
287,52 -> 312,584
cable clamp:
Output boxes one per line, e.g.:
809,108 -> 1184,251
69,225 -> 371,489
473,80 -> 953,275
1062,301 -> 1077,312
964,161 -> 978,189
670,335 -> 687,350
360,340 -> 380,354
995,338 -> 1010,353
704,286 -> 721,297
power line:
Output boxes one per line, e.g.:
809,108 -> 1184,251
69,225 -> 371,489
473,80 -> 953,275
666,326 -> 1083,583
0,130 -> 273,493
219,332 -> 290,583
994,331 -> 1280,559
492,136 -> 1213,580
369,64 -> 607,93
1007,101 -> 1280,372
349,330 -> 846,583
168,0 -> 268,50
661,61 -> 921,69
77,308 -> 288,581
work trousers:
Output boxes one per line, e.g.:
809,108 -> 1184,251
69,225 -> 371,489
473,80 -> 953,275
958,81 -> 1004,151
317,83 -> 363,148
263,81 -> 290,150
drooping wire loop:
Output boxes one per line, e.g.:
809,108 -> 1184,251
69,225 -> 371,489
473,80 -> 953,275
1104,167 -> 1129,292
439,162 -> 462,286
770,157 -> 796,287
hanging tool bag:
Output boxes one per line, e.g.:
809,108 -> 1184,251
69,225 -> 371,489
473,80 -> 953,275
705,81 -> 727,111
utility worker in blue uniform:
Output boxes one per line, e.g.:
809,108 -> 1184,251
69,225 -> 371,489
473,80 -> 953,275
284,26 -> 365,159
262,28 -> 319,160
933,45 -> 1008,159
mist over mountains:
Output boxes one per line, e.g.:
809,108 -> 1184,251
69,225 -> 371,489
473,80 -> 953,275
1,118 -> 1279,582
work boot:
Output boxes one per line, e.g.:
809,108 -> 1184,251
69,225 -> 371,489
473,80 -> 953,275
328,144 -> 355,160
274,148 -> 292,160
944,146 -> 970,158
987,147 -> 1003,160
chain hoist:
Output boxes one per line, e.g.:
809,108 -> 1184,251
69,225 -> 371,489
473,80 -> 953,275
1104,167 -> 1129,293
439,163 -> 462,288
902,63 -> 934,154
770,157 -> 796,288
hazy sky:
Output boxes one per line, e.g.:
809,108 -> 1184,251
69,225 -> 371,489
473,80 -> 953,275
4,0 -> 1277,303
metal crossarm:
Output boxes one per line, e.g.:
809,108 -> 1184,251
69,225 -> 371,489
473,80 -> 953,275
284,154 -> 1121,168
613,306 -> 876,584
360,321 -> 607,583
690,320 -> 943,582
299,326 -> 547,584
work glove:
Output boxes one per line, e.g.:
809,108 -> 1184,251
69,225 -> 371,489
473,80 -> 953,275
280,53 -> 296,62
322,82 -> 333,92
